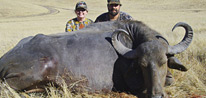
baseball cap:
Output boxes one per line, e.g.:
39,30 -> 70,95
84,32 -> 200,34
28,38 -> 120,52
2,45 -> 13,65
75,1 -> 87,10
107,0 -> 122,6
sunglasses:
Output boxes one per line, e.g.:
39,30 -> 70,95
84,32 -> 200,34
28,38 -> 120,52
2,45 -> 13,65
76,9 -> 86,12
108,4 -> 119,7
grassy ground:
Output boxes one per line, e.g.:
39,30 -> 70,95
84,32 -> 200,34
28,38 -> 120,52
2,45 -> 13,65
0,0 -> 206,97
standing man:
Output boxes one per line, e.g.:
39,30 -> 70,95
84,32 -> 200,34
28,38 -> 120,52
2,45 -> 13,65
95,0 -> 174,88
65,1 -> 93,32
95,0 -> 133,22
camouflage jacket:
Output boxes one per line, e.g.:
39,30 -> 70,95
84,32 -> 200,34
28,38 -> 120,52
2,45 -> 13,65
95,11 -> 133,22
65,18 -> 93,32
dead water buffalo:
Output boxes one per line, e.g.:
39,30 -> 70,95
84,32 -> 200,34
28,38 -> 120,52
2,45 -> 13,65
0,21 -> 193,98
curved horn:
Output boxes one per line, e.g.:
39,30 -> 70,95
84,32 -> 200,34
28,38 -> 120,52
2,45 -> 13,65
168,22 -> 193,55
112,29 -> 137,59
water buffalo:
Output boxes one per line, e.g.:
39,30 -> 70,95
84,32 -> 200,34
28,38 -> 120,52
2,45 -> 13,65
0,21 -> 193,98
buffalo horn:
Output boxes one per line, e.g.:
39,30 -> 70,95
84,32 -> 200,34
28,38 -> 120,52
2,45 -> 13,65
112,29 -> 138,59
168,22 -> 193,55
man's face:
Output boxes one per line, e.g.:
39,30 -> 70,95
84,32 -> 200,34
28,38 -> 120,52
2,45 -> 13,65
75,8 -> 88,18
107,4 -> 120,16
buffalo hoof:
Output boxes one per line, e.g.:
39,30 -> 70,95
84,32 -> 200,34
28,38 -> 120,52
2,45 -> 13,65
152,96 -> 163,98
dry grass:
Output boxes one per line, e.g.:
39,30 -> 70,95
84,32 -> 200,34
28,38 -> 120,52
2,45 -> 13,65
0,0 -> 206,97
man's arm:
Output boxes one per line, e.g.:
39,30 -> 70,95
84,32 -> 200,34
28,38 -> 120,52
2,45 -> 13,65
65,20 -> 75,32
119,11 -> 134,21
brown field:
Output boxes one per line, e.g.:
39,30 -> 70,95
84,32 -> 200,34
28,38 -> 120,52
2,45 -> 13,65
0,0 -> 206,97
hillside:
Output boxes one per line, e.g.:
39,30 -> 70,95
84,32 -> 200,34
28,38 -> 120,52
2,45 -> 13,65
0,0 -> 205,97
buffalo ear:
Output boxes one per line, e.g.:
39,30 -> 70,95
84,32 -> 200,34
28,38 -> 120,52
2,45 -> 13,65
168,57 -> 187,71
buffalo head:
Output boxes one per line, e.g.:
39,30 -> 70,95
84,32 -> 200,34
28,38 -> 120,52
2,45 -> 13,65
111,22 -> 193,98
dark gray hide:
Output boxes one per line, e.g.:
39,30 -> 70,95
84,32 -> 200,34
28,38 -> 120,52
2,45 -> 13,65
0,21 -> 193,98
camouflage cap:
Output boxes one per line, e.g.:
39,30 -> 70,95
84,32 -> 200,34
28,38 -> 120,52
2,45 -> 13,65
75,1 -> 87,10
107,0 -> 122,6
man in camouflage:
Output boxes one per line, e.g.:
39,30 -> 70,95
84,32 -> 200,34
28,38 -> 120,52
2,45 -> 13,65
95,0 -> 133,22
96,0 -> 174,89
